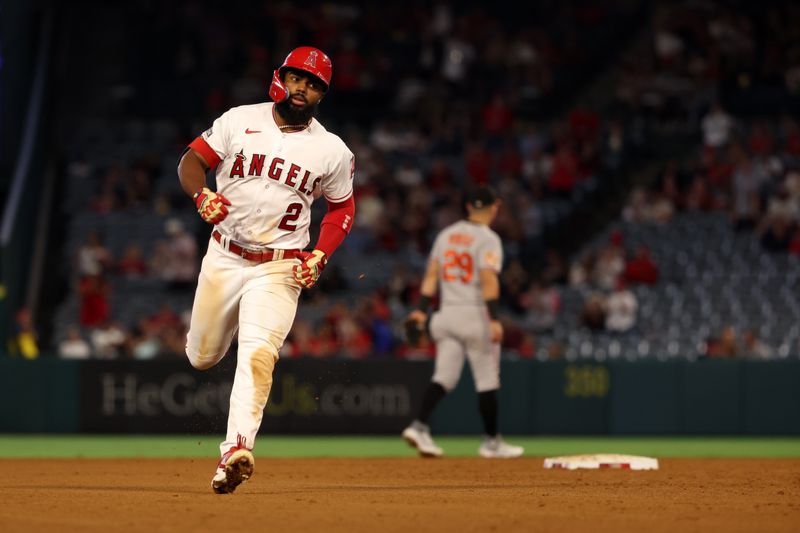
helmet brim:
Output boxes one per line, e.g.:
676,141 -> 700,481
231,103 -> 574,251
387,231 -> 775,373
279,66 -> 329,92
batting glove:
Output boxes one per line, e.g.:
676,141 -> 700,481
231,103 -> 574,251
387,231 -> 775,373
293,249 -> 327,288
194,187 -> 231,224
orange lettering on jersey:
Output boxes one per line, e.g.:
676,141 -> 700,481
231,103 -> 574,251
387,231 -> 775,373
286,163 -> 301,187
268,157 -> 284,180
448,233 -> 474,246
442,250 -> 474,283
248,154 -> 265,176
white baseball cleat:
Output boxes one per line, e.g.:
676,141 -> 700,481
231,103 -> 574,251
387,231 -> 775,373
212,447 -> 255,494
479,435 -> 524,458
402,423 -> 444,458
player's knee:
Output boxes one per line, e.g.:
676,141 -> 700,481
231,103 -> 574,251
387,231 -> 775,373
186,348 -> 221,371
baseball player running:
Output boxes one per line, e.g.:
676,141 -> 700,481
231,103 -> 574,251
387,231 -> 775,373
177,46 -> 356,493
402,186 -> 523,458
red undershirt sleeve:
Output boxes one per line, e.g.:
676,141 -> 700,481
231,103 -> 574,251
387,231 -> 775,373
315,196 -> 355,257
188,136 -> 222,169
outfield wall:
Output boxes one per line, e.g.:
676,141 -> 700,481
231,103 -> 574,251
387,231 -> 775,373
1,358 -> 798,434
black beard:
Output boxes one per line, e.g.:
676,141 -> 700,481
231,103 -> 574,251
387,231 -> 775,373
275,98 -> 317,126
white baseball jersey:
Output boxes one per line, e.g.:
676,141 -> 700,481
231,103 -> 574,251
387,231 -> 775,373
429,220 -> 503,306
193,102 -> 355,250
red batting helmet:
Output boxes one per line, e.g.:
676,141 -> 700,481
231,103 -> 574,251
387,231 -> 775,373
269,46 -> 333,103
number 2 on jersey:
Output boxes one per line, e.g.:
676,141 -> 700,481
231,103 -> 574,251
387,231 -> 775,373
442,250 -> 474,283
278,203 -> 303,231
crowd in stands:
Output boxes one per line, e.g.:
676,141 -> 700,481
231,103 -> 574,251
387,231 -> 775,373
612,1 -> 800,123
628,105 -> 800,255
39,0 -> 800,362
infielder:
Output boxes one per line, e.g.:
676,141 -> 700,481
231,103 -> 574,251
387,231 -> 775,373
402,186 -> 523,458
177,46 -> 355,493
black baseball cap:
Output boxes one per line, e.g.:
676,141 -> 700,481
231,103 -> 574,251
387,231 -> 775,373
465,186 -> 497,209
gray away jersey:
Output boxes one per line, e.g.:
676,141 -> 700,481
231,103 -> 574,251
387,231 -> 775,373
429,220 -> 503,306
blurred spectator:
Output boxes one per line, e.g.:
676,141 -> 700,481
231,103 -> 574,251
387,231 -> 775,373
522,278 -> 560,333
684,174 -> 715,212
759,216 -> 793,252
129,319 -> 162,360
580,292 -> 607,331
622,186 -> 653,224
124,163 -> 155,209
365,293 -> 394,357
706,325 -> 739,358
624,183 -> 675,225
441,23 -> 475,84
541,250 -> 568,285
78,275 -> 110,327
781,116 -> 800,157
481,93 -> 514,147
284,319 -> 338,358
9,309 -> 39,360
465,142 -> 492,184
160,323 -> 188,357
58,325 -> 92,359
161,218 -> 198,289
116,243 -> 148,278
500,260 -> 530,314
591,236 -> 625,290
789,229 -> 800,256
89,163 -> 124,214
730,152 -> 767,231
76,231 -> 113,277
548,142 -> 579,196
624,246 -> 659,285
547,340 -> 566,361
701,102 -> 734,149
282,319 -> 313,358
748,121 -> 775,156
516,194 -> 545,260
568,251 -> 594,288
740,329 -> 774,360
336,315 -> 372,359
146,303 -> 183,334
605,279 -> 638,333
763,184 -> 798,225
90,320 -> 128,359
501,321 -> 535,359
603,119 -> 626,169
149,241 -> 172,278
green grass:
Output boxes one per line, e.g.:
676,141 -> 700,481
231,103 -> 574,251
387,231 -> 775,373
0,435 -> 798,459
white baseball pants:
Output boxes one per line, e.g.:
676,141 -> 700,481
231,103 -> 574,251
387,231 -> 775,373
185,236 -> 301,456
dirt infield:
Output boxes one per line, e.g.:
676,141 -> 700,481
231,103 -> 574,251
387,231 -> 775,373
1,458 -> 798,532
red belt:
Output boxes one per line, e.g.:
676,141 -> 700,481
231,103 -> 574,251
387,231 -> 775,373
212,230 -> 301,263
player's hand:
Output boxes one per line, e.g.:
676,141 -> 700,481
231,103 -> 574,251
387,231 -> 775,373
489,319 -> 503,343
194,187 -> 231,224
293,249 -> 327,288
407,309 -> 427,324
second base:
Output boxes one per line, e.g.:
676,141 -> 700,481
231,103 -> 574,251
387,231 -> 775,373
543,454 -> 659,470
